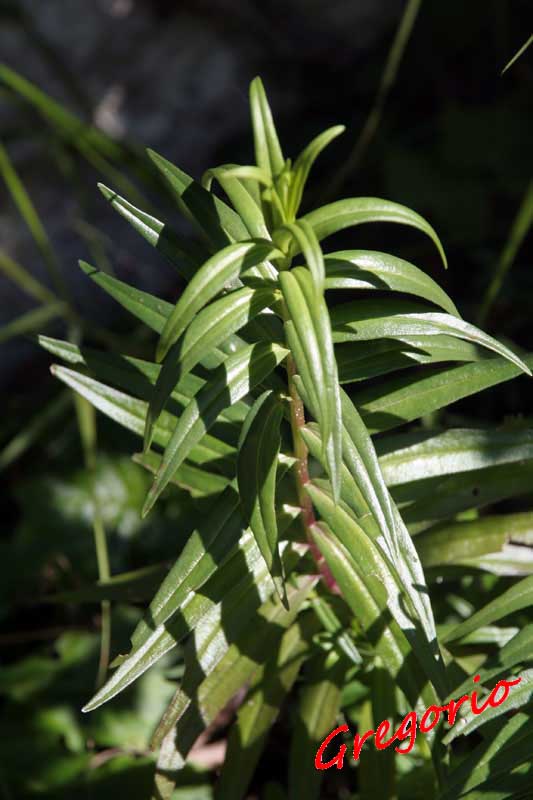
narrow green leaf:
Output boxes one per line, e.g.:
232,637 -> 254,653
378,428 -> 533,487
156,240 -> 280,362
309,522 -> 435,708
331,298 -> 530,374
82,527 -> 268,711
142,342 -> 288,516
45,563 -> 167,605
153,573 -> 315,759
39,334 -> 250,429
440,713 -> 533,800
98,183 -> 205,280
133,450 -> 230,498
0,389 -> 70,471
79,260 -> 172,333
146,284 -> 275,449
0,248 -> 57,305
324,249 -> 459,314
306,481 -> 445,697
350,353 -> 533,434
280,267 -> 342,499
417,513 -> 533,571
203,166 -> 271,240
302,196 -> 447,268
392,461 -> 533,530
443,575 -> 533,643
249,77 -> 285,179
502,33 -> 533,73
288,125 -> 345,218
451,625 -> 533,701
237,390 -> 286,605
49,365 -> 236,472
147,149 -> 248,248
130,485 -> 243,651
0,141 -> 65,298
443,669 -> 533,744
336,335 -> 486,384
298,387 -> 441,662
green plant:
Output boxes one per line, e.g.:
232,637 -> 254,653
40,77 -> 533,799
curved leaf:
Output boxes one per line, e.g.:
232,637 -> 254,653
331,298 -> 530,374
323,249 -> 458,314
302,197 -> 447,268
288,125 -> 345,218
336,335 -> 486,384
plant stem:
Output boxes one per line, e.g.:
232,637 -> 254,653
285,353 -> 339,593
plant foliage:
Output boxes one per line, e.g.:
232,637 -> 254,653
40,77 -> 533,799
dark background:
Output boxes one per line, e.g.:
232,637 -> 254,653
0,1 -> 532,797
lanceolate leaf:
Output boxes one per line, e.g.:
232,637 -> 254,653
296,385 -> 440,664
79,260 -> 173,334
416,513 -> 533,571
147,148 -> 248,248
38,335 -> 250,429
249,77 -> 285,179
443,669 -> 533,744
395,461 -> 533,529
443,575 -> 533,644
451,625 -> 533,701
142,342 -> 289,516
82,528 -> 270,712
49,365 -> 236,472
133,449 -> 230,498
377,428 -> 533,486
302,197 -> 448,268
203,166 -> 271,240
98,183 -> 205,279
288,125 -> 345,219
323,250 -> 459,314
306,481 -> 445,697
144,287 -> 277,450
156,240 -> 281,362
440,713 -> 533,800
280,267 -> 342,500
351,353 -> 533,434
336,336 -> 486,384
238,391 -> 286,605
331,298 -> 530,374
